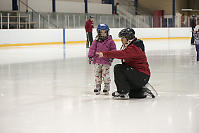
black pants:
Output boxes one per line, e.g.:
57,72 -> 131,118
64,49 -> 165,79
196,44 -> 199,61
191,27 -> 195,44
114,64 -> 150,97
86,32 -> 93,48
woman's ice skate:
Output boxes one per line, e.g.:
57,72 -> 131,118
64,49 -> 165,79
112,91 -> 129,100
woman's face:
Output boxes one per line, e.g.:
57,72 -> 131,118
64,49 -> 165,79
90,18 -> 94,22
121,37 -> 128,46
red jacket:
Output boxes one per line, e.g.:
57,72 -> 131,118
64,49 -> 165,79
103,42 -> 150,76
85,19 -> 94,32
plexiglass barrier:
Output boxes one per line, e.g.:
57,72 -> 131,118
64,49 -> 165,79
0,11 -> 198,29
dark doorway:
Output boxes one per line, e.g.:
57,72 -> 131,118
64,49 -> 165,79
12,0 -> 18,11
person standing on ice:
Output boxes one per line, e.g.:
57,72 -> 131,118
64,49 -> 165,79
88,24 -> 116,95
97,28 -> 155,99
190,15 -> 196,45
85,16 -> 94,48
194,24 -> 199,61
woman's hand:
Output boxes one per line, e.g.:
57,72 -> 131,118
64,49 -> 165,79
96,52 -> 103,57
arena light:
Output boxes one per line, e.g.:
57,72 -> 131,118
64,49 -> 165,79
181,9 -> 193,11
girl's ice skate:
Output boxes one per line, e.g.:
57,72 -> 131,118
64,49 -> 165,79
103,83 -> 110,95
94,84 -> 101,95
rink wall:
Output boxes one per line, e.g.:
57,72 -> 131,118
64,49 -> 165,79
0,28 -> 192,47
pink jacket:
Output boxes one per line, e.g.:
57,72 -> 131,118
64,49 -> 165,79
88,35 -> 116,66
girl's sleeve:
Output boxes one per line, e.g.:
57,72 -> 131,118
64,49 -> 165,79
108,40 -> 117,62
88,40 -> 97,57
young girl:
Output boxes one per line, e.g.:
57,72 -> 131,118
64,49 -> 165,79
194,25 -> 199,61
88,24 -> 116,95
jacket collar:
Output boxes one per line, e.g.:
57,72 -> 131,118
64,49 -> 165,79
125,38 -> 137,48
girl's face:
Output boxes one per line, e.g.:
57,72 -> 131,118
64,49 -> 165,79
121,37 -> 128,47
100,30 -> 107,37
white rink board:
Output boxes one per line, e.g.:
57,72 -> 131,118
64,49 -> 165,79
0,28 -> 192,45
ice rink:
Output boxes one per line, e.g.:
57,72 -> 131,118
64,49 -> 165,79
0,39 -> 199,133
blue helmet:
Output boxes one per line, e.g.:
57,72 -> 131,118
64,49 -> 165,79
97,24 -> 109,32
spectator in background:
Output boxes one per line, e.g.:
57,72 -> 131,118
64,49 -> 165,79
181,13 -> 185,27
194,24 -> 199,61
85,16 -> 94,48
114,2 -> 119,15
190,15 -> 196,45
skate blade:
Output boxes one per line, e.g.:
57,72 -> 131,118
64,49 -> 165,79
94,92 -> 100,95
113,96 -> 129,100
103,92 -> 109,95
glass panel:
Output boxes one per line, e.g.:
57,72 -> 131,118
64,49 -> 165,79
0,11 -> 196,29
